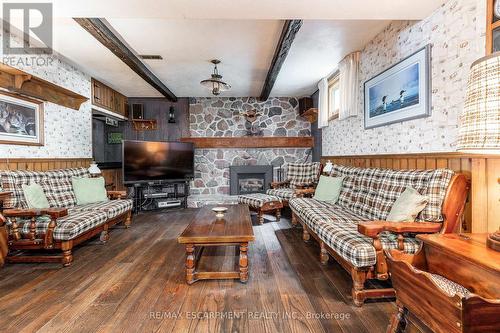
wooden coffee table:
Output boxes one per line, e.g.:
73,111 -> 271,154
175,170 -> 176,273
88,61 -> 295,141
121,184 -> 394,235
177,204 -> 255,284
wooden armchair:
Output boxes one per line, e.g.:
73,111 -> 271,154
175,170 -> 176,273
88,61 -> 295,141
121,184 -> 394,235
267,162 -> 322,204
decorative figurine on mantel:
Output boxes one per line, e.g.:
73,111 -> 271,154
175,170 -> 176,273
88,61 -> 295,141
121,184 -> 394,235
241,109 -> 263,136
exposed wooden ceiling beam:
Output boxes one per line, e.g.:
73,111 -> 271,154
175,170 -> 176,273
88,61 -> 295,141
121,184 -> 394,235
260,19 -> 302,101
74,18 -> 177,102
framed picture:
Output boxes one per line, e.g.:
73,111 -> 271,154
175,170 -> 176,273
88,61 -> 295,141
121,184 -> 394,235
0,92 -> 44,146
107,132 -> 123,144
364,45 -> 431,129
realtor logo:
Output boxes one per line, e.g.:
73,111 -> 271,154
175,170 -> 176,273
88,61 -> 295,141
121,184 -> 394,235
2,3 -> 53,54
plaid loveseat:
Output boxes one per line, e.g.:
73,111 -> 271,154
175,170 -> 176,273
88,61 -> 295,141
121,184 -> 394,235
289,165 -> 454,268
266,162 -> 321,202
1,168 -> 133,242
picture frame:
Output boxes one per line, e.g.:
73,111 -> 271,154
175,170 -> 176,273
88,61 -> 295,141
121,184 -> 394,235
0,92 -> 44,146
364,44 -> 431,129
107,132 -> 123,144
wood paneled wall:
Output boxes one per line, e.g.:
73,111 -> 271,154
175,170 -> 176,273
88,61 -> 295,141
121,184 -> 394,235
100,169 -> 125,191
0,158 -> 92,172
321,153 -> 500,233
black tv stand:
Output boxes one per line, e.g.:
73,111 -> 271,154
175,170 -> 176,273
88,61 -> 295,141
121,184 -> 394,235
127,180 -> 190,213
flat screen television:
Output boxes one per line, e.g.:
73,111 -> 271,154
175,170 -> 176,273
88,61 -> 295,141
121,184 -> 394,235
123,140 -> 194,184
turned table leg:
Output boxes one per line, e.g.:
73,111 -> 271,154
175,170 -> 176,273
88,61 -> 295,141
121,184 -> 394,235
185,244 -> 196,285
275,209 -> 281,221
239,242 -> 249,283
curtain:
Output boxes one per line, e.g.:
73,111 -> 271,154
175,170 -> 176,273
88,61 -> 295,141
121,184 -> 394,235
317,77 -> 329,128
338,51 -> 360,120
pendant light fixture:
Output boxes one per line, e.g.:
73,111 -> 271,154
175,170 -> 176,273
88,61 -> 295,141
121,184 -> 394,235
200,59 -> 231,96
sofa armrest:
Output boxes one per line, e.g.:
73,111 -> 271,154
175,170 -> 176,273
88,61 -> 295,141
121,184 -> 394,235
358,220 -> 441,280
358,221 -> 443,239
3,208 -> 66,246
3,208 -> 68,219
294,188 -> 316,197
107,190 -> 127,200
271,181 -> 290,189
294,182 -> 316,189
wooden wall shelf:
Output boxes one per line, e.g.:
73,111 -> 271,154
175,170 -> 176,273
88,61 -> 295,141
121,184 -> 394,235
0,63 -> 88,110
132,119 -> 157,131
180,136 -> 314,149
302,108 -> 318,122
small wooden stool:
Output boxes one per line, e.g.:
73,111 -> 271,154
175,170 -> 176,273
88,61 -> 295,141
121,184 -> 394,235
238,193 -> 283,225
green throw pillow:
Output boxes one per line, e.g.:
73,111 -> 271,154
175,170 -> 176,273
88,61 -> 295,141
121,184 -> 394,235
72,177 -> 108,205
386,187 -> 429,222
22,183 -> 50,209
313,175 -> 344,203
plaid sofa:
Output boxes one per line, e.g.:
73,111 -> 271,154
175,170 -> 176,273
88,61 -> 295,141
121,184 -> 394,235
1,168 -> 132,241
266,162 -> 321,201
289,165 -> 454,268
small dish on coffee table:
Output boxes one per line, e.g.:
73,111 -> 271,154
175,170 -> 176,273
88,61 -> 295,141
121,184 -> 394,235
212,206 -> 228,219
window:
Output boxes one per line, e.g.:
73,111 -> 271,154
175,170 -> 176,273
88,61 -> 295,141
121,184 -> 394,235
328,76 -> 340,120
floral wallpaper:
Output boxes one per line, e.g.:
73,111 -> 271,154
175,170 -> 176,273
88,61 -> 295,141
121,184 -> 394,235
322,0 -> 486,156
0,31 -> 92,158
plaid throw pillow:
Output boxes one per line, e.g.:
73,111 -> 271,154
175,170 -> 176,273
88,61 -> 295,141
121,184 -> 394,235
41,177 -> 77,208
41,168 -> 90,208
285,162 -> 321,188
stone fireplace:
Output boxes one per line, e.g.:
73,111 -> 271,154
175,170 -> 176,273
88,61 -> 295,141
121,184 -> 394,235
188,97 -> 312,196
229,165 -> 273,195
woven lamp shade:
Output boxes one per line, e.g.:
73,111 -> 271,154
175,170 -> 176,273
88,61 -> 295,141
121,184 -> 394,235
457,52 -> 500,153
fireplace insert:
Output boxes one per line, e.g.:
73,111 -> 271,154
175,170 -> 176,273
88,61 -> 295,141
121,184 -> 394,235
229,165 -> 273,195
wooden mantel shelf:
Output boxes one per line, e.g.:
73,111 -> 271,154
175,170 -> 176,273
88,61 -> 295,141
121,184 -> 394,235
180,137 -> 314,149
0,63 -> 88,110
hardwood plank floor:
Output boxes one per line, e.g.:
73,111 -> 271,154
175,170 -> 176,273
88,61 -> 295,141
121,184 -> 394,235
0,209 -> 398,333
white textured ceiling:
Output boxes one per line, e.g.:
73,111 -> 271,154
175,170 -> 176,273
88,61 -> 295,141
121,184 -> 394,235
2,0 -> 447,97
272,20 -> 390,96
106,19 -> 284,97
51,0 -> 445,20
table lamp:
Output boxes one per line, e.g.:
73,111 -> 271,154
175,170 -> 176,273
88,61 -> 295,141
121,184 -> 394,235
323,160 -> 333,174
456,52 -> 500,251
88,161 -> 101,177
